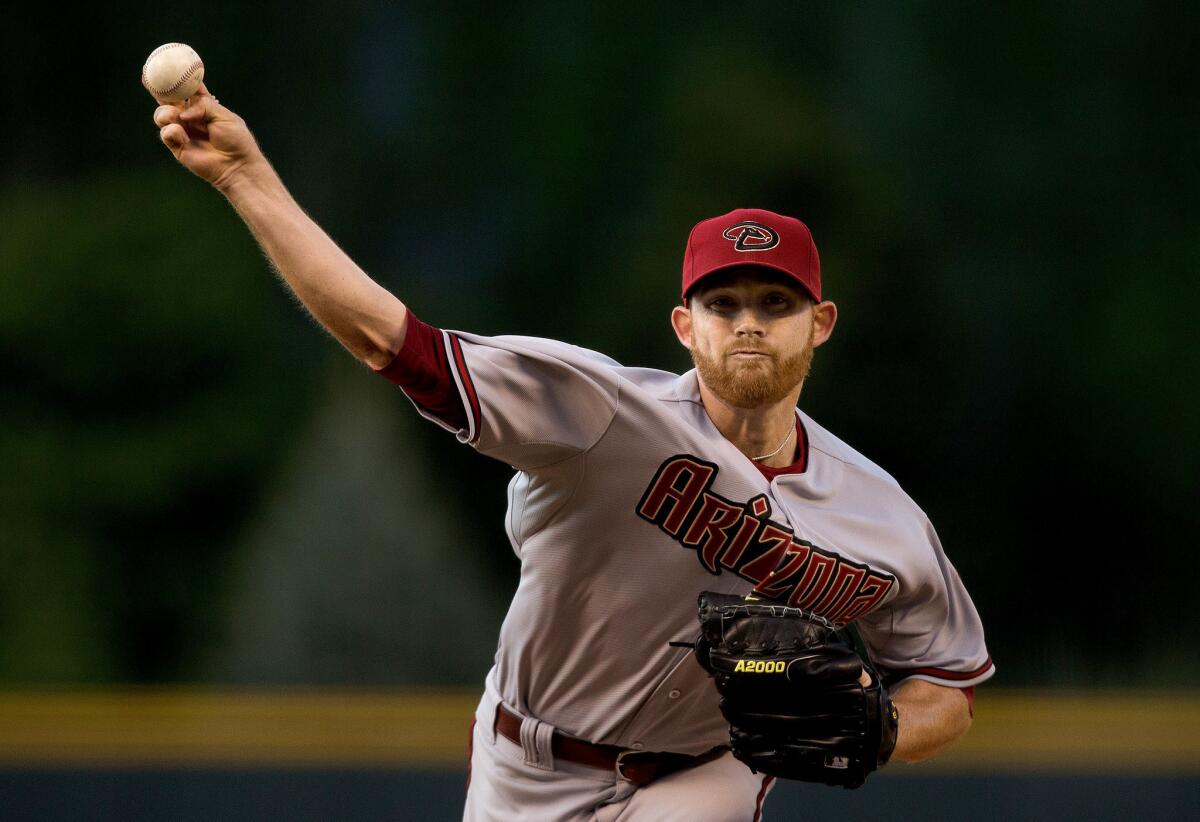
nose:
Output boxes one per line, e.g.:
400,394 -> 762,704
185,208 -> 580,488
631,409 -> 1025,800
734,310 -> 766,337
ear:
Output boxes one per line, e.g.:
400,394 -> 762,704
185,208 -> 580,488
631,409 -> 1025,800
812,300 -> 838,348
670,304 -> 693,349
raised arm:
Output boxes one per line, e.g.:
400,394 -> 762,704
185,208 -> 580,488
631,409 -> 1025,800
152,85 -> 407,369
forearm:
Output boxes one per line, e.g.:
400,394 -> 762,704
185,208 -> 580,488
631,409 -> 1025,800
217,160 -> 407,369
889,679 -> 972,763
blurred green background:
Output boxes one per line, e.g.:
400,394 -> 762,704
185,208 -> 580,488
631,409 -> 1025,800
2,1 -> 1197,692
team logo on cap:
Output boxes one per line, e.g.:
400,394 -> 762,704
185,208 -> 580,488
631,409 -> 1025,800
723,221 -> 780,252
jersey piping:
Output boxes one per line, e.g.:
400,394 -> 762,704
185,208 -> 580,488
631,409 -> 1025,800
377,311 -> 480,442
446,332 -> 482,444
882,656 -> 996,689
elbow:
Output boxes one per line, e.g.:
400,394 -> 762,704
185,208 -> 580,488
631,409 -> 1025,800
363,340 -> 401,372
905,711 -> 972,764
361,306 -> 409,371
888,680 -> 974,764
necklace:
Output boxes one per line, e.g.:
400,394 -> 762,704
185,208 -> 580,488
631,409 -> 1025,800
751,426 -> 795,462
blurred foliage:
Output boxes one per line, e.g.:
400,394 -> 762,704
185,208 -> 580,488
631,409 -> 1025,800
0,169 -> 318,680
0,2 -> 1197,685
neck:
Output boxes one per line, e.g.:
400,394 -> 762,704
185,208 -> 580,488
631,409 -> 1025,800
698,378 -> 804,468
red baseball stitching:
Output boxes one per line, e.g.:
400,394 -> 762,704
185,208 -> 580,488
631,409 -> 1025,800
142,44 -> 203,97
142,43 -> 184,90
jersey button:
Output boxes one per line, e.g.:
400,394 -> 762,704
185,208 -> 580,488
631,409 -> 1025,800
668,689 -> 681,699
631,742 -> 644,751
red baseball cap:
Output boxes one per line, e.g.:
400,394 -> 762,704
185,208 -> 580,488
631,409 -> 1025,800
681,208 -> 821,303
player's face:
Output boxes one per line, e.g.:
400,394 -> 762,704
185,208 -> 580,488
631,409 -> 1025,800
673,270 -> 835,409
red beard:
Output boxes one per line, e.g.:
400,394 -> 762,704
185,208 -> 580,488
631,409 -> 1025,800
691,324 -> 815,408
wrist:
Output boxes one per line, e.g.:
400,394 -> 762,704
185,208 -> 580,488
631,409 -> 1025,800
214,155 -> 281,200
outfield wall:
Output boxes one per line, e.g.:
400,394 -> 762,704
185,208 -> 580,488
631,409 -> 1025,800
0,690 -> 1195,820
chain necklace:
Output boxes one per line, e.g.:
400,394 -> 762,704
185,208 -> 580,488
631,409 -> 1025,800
751,426 -> 795,462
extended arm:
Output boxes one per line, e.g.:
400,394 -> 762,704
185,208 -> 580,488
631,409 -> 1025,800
889,679 -> 973,762
152,86 -> 406,369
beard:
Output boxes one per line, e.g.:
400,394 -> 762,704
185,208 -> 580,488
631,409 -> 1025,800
691,324 -> 816,408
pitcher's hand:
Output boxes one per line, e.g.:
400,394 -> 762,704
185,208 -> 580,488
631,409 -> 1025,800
152,83 -> 266,190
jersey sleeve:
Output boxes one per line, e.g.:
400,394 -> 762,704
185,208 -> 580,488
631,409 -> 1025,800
858,519 -> 995,691
376,311 -> 469,431
376,313 -> 621,471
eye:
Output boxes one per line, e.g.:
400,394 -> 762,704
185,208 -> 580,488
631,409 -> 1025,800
764,292 -> 792,311
707,295 -> 737,312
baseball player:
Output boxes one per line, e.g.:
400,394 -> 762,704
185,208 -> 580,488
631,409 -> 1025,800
152,87 -> 993,821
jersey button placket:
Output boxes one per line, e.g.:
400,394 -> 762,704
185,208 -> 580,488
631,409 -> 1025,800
668,689 -> 681,699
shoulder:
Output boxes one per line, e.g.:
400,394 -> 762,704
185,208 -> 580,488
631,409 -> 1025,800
801,413 -> 906,490
451,332 -> 622,366
450,331 -> 686,392
799,412 -> 934,531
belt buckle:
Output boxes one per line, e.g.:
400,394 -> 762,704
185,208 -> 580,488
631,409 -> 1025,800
615,749 -> 659,786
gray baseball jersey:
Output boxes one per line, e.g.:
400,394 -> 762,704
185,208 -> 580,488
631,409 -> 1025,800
386,321 -> 994,758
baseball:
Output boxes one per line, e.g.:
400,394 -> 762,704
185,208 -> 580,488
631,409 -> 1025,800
141,43 -> 204,103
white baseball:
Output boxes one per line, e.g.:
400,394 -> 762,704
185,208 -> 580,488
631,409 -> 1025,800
141,43 -> 205,103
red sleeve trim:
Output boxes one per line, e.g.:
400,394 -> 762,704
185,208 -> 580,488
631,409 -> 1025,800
465,717 -> 477,791
883,656 -> 994,689
446,333 -> 482,444
376,312 -> 469,432
753,775 -> 774,822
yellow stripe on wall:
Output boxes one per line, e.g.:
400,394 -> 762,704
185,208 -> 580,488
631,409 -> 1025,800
927,690 -> 1200,774
0,689 -> 1196,772
0,690 -> 479,768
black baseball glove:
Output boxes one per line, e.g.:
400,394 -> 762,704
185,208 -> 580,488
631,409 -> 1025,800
693,591 -> 899,789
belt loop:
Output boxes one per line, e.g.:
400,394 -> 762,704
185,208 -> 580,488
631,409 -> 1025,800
481,692 -> 498,745
518,714 -> 556,771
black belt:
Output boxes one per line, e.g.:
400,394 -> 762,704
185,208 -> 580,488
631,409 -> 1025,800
494,704 -> 726,786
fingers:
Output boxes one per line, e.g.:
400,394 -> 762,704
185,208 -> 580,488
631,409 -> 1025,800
179,84 -> 223,125
197,82 -> 220,105
153,104 -> 180,128
196,81 -> 218,105
179,95 -> 210,126
159,122 -> 188,152
858,668 -> 873,687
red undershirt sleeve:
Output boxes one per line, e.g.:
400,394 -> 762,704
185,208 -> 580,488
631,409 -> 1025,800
376,311 -> 469,431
